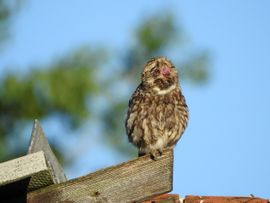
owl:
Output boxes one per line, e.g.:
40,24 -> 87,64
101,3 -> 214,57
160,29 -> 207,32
125,56 -> 189,160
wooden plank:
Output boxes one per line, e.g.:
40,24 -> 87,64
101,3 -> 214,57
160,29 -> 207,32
0,119 -> 68,201
28,119 -> 67,184
27,149 -> 174,203
0,151 -> 54,191
142,194 -> 180,203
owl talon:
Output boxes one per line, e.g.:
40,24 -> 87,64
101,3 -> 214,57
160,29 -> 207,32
158,149 -> 163,156
150,150 -> 162,160
150,153 -> 158,160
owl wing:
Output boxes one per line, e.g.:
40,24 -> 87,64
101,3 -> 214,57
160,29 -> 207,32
125,83 -> 145,142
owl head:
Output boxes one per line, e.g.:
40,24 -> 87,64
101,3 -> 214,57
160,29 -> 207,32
141,56 -> 179,95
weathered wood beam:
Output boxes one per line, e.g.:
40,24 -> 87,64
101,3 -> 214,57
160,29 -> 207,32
28,119 -> 67,184
0,119 -> 67,196
27,149 -> 174,203
142,194 -> 180,203
0,151 -> 53,190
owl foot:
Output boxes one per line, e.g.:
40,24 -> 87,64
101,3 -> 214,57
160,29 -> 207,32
150,149 -> 163,161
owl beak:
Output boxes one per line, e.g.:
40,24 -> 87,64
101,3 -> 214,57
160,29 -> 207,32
161,65 -> 171,77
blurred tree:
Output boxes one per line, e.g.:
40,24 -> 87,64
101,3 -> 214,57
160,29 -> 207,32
0,4 -> 210,164
0,47 -> 106,161
0,0 -> 22,51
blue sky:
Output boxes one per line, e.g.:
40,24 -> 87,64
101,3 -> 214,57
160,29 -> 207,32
1,0 -> 270,198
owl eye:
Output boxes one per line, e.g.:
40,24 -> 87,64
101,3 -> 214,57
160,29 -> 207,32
152,68 -> 160,77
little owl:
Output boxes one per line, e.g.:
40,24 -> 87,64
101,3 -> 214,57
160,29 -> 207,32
125,56 -> 189,159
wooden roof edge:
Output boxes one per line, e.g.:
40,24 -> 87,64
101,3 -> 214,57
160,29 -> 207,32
27,149 -> 174,203
142,194 -> 269,203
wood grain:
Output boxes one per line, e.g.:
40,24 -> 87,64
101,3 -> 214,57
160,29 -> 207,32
0,151 -> 54,191
27,149 -> 173,203
142,194 -> 180,203
28,119 -> 67,184
0,151 -> 50,186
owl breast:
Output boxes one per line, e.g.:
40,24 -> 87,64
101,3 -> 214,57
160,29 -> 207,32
126,86 -> 188,155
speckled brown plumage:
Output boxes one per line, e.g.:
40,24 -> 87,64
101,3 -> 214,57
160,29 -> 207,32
125,56 -> 189,159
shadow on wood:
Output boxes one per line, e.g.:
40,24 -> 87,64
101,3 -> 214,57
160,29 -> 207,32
0,120 -> 67,202
142,194 -> 180,203
27,149 -> 174,203
0,178 -> 30,203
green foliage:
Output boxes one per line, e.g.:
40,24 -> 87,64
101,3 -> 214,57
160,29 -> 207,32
33,50 -> 101,125
0,47 -> 105,162
0,0 -> 22,50
181,53 -> 210,84
136,13 -> 178,55
0,0 -> 11,44
124,14 -> 178,77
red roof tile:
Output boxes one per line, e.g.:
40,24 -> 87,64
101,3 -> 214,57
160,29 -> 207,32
185,195 -> 268,203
